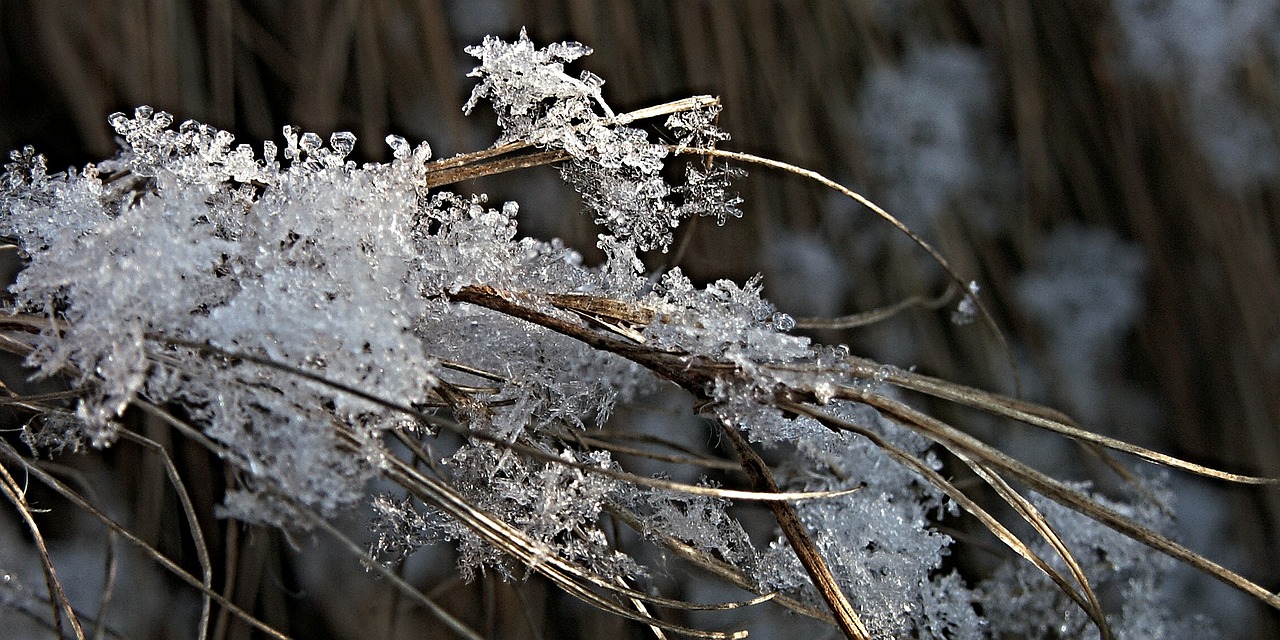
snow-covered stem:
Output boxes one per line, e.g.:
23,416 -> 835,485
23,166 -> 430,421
2,30 -> 1276,640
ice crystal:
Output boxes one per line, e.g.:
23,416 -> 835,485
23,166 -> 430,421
856,44 -> 999,228
757,400 -> 969,638
1,103 -> 649,524
463,28 -> 606,143
0,30 -> 1204,639
0,31 -> 710,537
665,103 -> 732,149
426,443 -> 641,581
369,495 -> 438,562
952,280 -> 980,325
464,28 -> 741,252
645,269 -> 811,367
978,479 -> 1212,639
674,161 -> 746,226
1016,224 -> 1146,423
634,489 -> 757,568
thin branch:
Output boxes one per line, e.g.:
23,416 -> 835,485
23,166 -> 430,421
670,146 -> 1022,395
116,429 -> 214,640
719,421 -> 871,640
834,384 -> 1280,610
0,439 -> 292,640
794,283 -> 957,330
0,458 -> 86,640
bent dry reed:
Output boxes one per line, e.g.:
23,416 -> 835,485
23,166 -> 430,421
1,30 -> 1276,640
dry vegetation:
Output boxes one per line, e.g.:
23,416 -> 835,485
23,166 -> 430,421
1,1 -> 1278,639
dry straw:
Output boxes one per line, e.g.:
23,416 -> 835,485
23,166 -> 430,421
2,2 -> 1278,639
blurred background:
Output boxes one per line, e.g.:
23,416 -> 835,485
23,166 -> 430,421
1,0 -> 1277,638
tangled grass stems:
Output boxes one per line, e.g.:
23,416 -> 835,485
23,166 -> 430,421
0,455 -> 84,640
2,29 -> 1278,640
10,264 -> 1276,638
0,436 -> 285,640
7,268 -> 1277,637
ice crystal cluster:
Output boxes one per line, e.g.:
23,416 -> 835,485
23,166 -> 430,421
1,30 -> 1199,638
978,479 -> 1212,639
758,402 -> 985,638
1113,0 -> 1280,188
855,44 -> 1005,230
1016,224 -> 1147,425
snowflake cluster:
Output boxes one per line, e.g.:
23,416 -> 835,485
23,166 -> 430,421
465,28 -> 742,252
1,98 -> 661,527
0,31 -> 1198,639
1015,224 -> 1146,424
0,31 -> 746,555
1113,0 -> 1280,188
757,400 -> 980,638
978,479 -> 1210,639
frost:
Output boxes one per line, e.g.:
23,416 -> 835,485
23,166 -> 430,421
0,30 -> 1210,638
20,412 -> 88,454
0,106 -> 606,521
1,30 -> 702,526
978,478 -> 1212,638
856,45 -> 1000,228
1113,0 -> 1280,187
463,27 -> 606,142
1016,224 -> 1146,423
369,495 -> 438,562
645,270 -> 812,367
665,103 -> 732,149
628,488 -> 757,569
422,444 -> 641,581
757,401 -> 968,638
952,280 -> 980,326
464,29 -> 742,252
674,161 -> 746,226
770,312 -> 796,332
328,131 -> 357,157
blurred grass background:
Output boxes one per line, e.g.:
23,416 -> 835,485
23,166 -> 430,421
1,1 -> 1277,638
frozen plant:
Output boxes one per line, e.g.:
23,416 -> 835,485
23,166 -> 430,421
978,478 -> 1211,639
2,30 -> 1278,640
